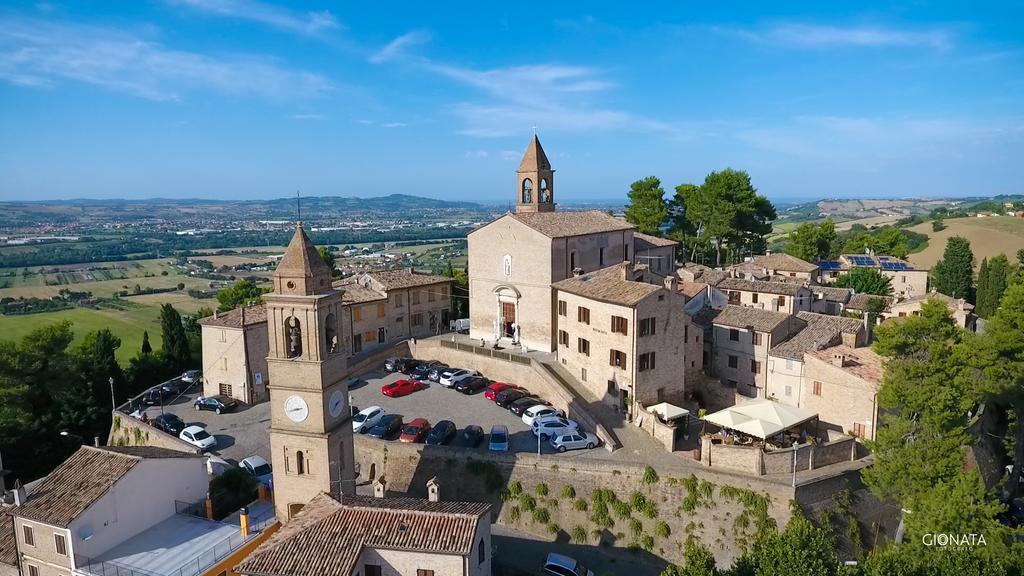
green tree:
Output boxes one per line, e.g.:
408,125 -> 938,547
932,218 -> 946,232
140,330 -> 153,356
659,540 -> 719,576
833,267 -> 893,296
931,236 -> 975,302
624,176 -> 668,235
318,246 -> 337,275
443,260 -> 469,319
1017,248 -> 1024,266
209,467 -> 259,519
160,304 -> 191,373
784,218 -> 838,262
743,509 -> 838,576
216,279 -> 268,312
70,328 -> 124,415
975,254 -> 1011,319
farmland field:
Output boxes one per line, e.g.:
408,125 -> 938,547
907,216 -> 1024,270
0,305 -> 163,364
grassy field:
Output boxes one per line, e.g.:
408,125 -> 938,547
0,306 -> 163,364
908,216 -> 1024,270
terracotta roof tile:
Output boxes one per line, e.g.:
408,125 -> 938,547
809,285 -> 852,303
553,263 -> 664,307
679,281 -> 708,299
711,305 -> 792,332
633,232 -> 678,249
717,277 -> 808,296
508,210 -> 635,238
363,269 -> 453,291
846,293 -> 894,311
0,512 -> 14,567
769,312 -> 863,361
750,253 -> 819,273
198,304 -> 268,328
275,223 -> 332,282
334,281 -> 386,304
807,344 -> 884,385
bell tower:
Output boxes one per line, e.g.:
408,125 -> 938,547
516,135 -> 555,213
265,222 -> 355,522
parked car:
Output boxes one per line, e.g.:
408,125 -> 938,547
381,379 -> 424,398
484,382 -> 518,401
509,396 -> 547,416
551,431 -> 600,452
410,360 -> 446,381
532,416 -> 579,439
488,425 -> 509,452
400,418 -> 431,443
455,376 -> 490,394
494,388 -> 532,408
454,425 -> 484,448
151,413 -> 185,436
142,387 -> 173,406
439,369 -> 478,388
384,357 -> 415,373
181,369 -> 202,384
425,420 -> 457,445
352,406 -> 386,433
194,395 -> 238,414
345,376 -> 361,388
239,455 -> 273,487
161,378 -> 190,395
542,552 -> 594,576
427,364 -> 449,382
180,425 -> 217,451
522,405 -> 565,427
366,415 -> 403,440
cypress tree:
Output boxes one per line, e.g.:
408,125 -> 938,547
976,258 -> 992,318
140,330 -> 153,356
931,236 -> 975,302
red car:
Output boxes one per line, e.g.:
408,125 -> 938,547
381,379 -> 424,398
399,418 -> 431,443
484,382 -> 518,401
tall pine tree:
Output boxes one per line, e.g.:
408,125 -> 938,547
931,236 -> 975,302
140,330 -> 153,356
624,176 -> 667,235
160,303 -> 191,372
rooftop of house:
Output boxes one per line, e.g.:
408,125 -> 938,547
506,210 -> 635,238
362,268 -> 453,291
807,344 -> 884,385
808,285 -> 853,303
334,280 -> 387,304
891,289 -> 975,311
0,512 -> 14,568
14,446 -> 200,528
633,232 -> 679,249
846,293 -> 894,311
711,305 -> 792,332
553,262 -> 666,307
749,253 -> 820,273
679,281 -> 709,299
820,253 -> 924,272
769,312 -> 864,361
717,277 -> 808,296
235,493 -> 490,576
275,222 -> 333,281
197,304 -> 268,328
679,263 -> 728,286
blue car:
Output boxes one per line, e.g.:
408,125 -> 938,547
488,425 -> 509,452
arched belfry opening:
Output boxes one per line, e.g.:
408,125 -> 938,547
325,312 -> 337,354
515,135 -> 555,213
286,316 -> 302,358
521,178 -> 533,203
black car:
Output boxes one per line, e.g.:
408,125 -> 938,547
194,394 -> 238,414
367,415 -> 403,440
495,388 -> 532,408
425,420 -> 457,445
151,413 -> 185,435
142,387 -> 173,406
426,364 -> 449,382
161,378 -> 191,395
454,425 -> 484,448
455,376 -> 490,394
410,360 -> 446,381
385,357 -> 415,373
509,396 -> 548,416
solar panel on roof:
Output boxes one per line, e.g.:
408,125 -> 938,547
819,260 -> 840,270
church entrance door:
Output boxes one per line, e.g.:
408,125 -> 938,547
501,302 -> 516,337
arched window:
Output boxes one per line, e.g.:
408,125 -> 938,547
325,312 -> 337,354
521,178 -> 533,203
478,539 -> 485,564
540,178 -> 550,203
286,317 -> 302,358
296,451 -> 305,475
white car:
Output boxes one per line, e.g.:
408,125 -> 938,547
551,431 -> 600,452
522,405 -> 565,427
532,416 -> 579,439
543,552 -> 594,576
439,369 -> 478,388
353,406 -> 385,433
181,369 -> 202,383
180,425 -> 217,451
239,455 -> 273,488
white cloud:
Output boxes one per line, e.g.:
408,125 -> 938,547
168,0 -> 339,35
463,150 -> 488,159
0,16 -> 332,101
382,122 -> 407,128
722,23 -> 952,50
499,150 -> 519,161
370,30 -> 431,64
291,113 -> 325,120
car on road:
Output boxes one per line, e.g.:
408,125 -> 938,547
439,369 -> 478,388
239,455 -> 273,488
454,425 -> 484,448
426,364 -> 449,382
352,406 -> 385,433
494,388 -> 532,408
381,379 -> 424,398
180,425 -> 217,451
425,420 -> 457,445
410,361 -> 446,381
532,416 -> 579,439
509,396 -> 547,416
142,387 -> 173,406
551,431 -> 600,452
488,425 -> 509,452
455,376 -> 490,394
366,415 -> 403,440
384,357 -> 415,373
399,418 -> 431,443
484,382 -> 518,401
151,413 -> 186,436
181,369 -> 202,384
194,395 -> 238,414
522,405 -> 565,427
542,552 -> 594,576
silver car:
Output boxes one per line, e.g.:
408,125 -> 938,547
550,431 -> 600,452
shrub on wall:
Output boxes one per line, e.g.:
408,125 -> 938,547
562,484 -> 576,499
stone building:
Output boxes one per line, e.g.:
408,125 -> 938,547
717,277 -> 813,314
731,252 -> 820,281
632,232 -> 678,275
818,254 -> 928,298
802,344 -> 884,439
552,262 -> 688,416
883,290 -> 977,331
199,304 -> 269,404
709,306 -> 803,398
808,285 -> 852,316
765,312 -> 866,406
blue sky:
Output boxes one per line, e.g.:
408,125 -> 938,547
1,1 -> 1022,204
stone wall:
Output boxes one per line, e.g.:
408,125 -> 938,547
701,435 -> 857,476
107,411 -> 201,454
762,444 -> 812,475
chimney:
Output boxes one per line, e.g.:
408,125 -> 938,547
663,275 -> 678,292
373,477 -> 387,499
619,261 -> 632,281
12,481 -> 26,506
572,268 -> 583,277
426,477 -> 441,502
831,352 -> 846,368
213,309 -> 218,319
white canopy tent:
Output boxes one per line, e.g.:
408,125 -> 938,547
647,402 -> 690,422
701,400 -> 817,440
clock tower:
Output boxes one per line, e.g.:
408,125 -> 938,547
265,222 -> 355,522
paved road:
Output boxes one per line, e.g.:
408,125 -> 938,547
491,524 -> 669,576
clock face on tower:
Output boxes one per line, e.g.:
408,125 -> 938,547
284,395 -> 309,423
328,389 -> 345,419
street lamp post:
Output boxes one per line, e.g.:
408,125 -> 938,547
109,376 -> 116,410
791,442 -> 802,487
